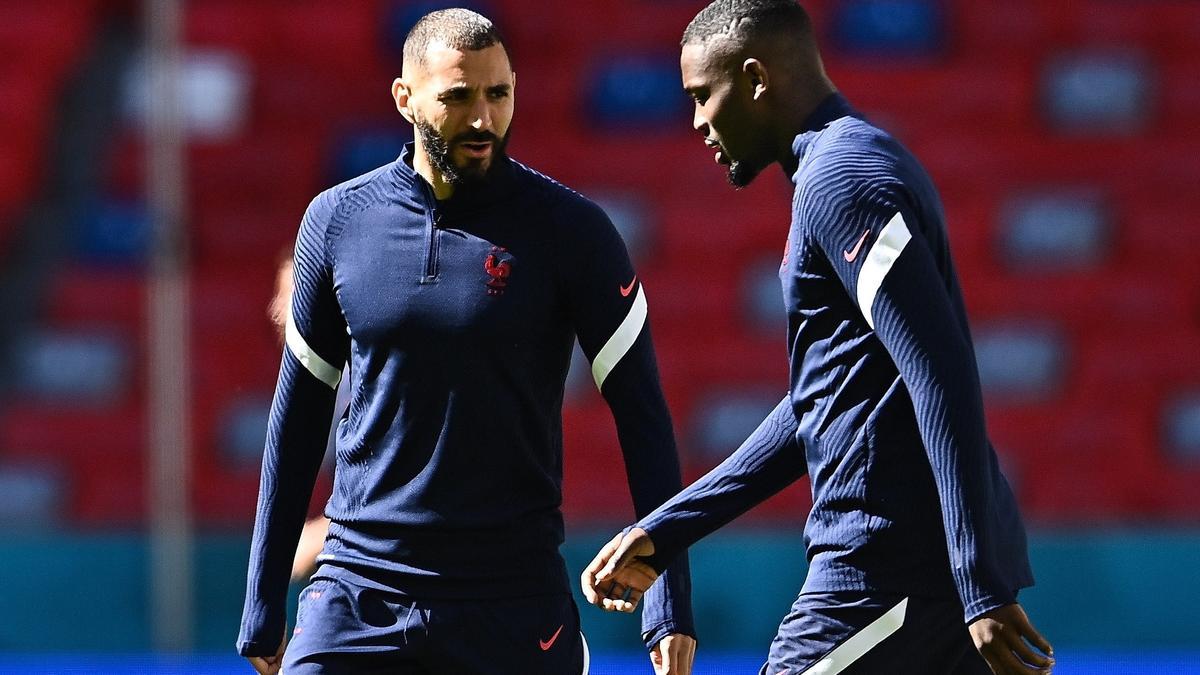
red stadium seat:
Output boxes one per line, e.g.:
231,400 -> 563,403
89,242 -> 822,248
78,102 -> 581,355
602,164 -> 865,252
16,0 -> 1197,528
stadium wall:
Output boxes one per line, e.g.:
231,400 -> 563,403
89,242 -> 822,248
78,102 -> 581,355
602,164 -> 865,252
1,530 -> 1196,652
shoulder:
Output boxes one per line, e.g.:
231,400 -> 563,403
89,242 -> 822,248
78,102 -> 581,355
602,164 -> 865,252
508,159 -> 617,242
305,162 -> 400,231
297,163 -> 400,266
796,121 -> 910,213
800,118 -> 903,186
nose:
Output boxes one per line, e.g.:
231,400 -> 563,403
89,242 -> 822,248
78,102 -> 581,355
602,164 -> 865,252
470,96 -> 493,132
692,107 -> 708,136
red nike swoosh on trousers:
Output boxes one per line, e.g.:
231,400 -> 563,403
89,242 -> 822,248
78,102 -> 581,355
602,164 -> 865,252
843,229 -> 871,262
620,275 -> 638,297
539,624 -> 564,651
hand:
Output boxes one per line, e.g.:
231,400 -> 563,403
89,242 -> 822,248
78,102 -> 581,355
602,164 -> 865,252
246,629 -> 287,675
650,633 -> 696,675
968,604 -> 1054,674
581,528 -> 659,613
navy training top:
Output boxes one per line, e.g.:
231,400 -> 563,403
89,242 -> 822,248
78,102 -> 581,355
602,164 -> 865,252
638,94 -> 1033,623
238,145 -> 694,656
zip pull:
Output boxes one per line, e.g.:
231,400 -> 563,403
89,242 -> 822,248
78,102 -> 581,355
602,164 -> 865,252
417,177 -> 442,283
422,208 -> 442,283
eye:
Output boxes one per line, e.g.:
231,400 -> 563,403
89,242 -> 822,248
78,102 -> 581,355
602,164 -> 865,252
487,88 -> 510,100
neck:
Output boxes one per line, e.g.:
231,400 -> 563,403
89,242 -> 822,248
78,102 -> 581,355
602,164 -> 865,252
774,72 -> 837,177
413,143 -> 456,200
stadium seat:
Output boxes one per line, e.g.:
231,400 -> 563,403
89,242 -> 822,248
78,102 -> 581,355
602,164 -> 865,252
586,189 -> 656,262
218,395 -> 274,469
834,64 -> 1034,142
11,329 -> 131,403
74,199 -> 151,266
972,323 -> 1067,402
1041,50 -> 1155,135
586,53 -> 689,129
43,265 -> 145,328
831,0 -> 946,58
0,462 -> 66,527
17,0 -> 1197,529
741,256 -> 788,335
687,389 -> 782,463
0,400 -> 144,524
998,190 -> 1111,271
329,126 -> 413,186
559,402 -> 629,522
1163,391 -> 1200,463
121,48 -> 252,142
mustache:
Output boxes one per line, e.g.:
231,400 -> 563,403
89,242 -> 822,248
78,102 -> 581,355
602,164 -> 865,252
451,130 -> 502,145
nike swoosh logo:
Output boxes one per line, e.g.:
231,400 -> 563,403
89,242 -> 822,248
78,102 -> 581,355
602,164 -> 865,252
539,624 -> 564,651
619,275 -> 638,297
843,229 -> 871,263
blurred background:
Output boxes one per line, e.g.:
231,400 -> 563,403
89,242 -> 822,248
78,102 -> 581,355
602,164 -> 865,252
0,0 -> 1198,672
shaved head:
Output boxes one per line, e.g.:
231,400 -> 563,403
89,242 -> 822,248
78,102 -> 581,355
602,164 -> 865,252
682,0 -> 816,69
403,8 -> 508,74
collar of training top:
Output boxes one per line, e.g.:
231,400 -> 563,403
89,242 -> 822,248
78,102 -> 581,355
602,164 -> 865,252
394,142 -> 518,211
790,93 -> 860,159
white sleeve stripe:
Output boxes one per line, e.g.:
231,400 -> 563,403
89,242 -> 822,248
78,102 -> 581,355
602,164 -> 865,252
855,211 -> 912,329
590,285 -> 648,391
802,597 -> 908,674
285,308 -> 343,390
580,632 -> 590,675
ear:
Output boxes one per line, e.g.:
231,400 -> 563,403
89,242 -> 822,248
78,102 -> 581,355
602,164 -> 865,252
393,78 -> 414,123
743,58 -> 769,101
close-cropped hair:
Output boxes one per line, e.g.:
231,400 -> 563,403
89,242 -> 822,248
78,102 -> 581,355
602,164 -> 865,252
403,8 -> 507,68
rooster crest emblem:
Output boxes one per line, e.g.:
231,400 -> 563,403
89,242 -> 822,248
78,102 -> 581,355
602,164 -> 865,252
484,246 -> 513,296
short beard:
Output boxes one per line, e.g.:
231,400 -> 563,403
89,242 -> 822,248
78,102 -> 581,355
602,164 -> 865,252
415,119 -> 508,187
727,159 -> 763,189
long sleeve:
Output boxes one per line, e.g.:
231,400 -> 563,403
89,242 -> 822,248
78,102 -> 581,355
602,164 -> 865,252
238,191 -> 350,656
636,396 -> 805,569
801,172 -> 1016,622
561,198 -> 695,648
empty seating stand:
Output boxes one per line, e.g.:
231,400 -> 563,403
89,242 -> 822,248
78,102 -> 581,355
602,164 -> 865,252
5,0 -> 1199,528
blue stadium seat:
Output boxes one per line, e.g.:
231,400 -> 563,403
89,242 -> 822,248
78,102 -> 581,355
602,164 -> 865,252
219,395 -> 273,468
122,49 -> 251,142
75,199 -> 149,266
999,190 -> 1110,270
330,127 -> 413,186
13,329 -> 129,402
1042,51 -> 1154,134
587,54 -> 688,129
0,463 -> 64,527
973,323 -> 1065,401
832,0 -> 945,57
1164,391 -> 1200,462
741,257 -> 785,334
688,390 -> 781,462
587,189 -> 655,262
